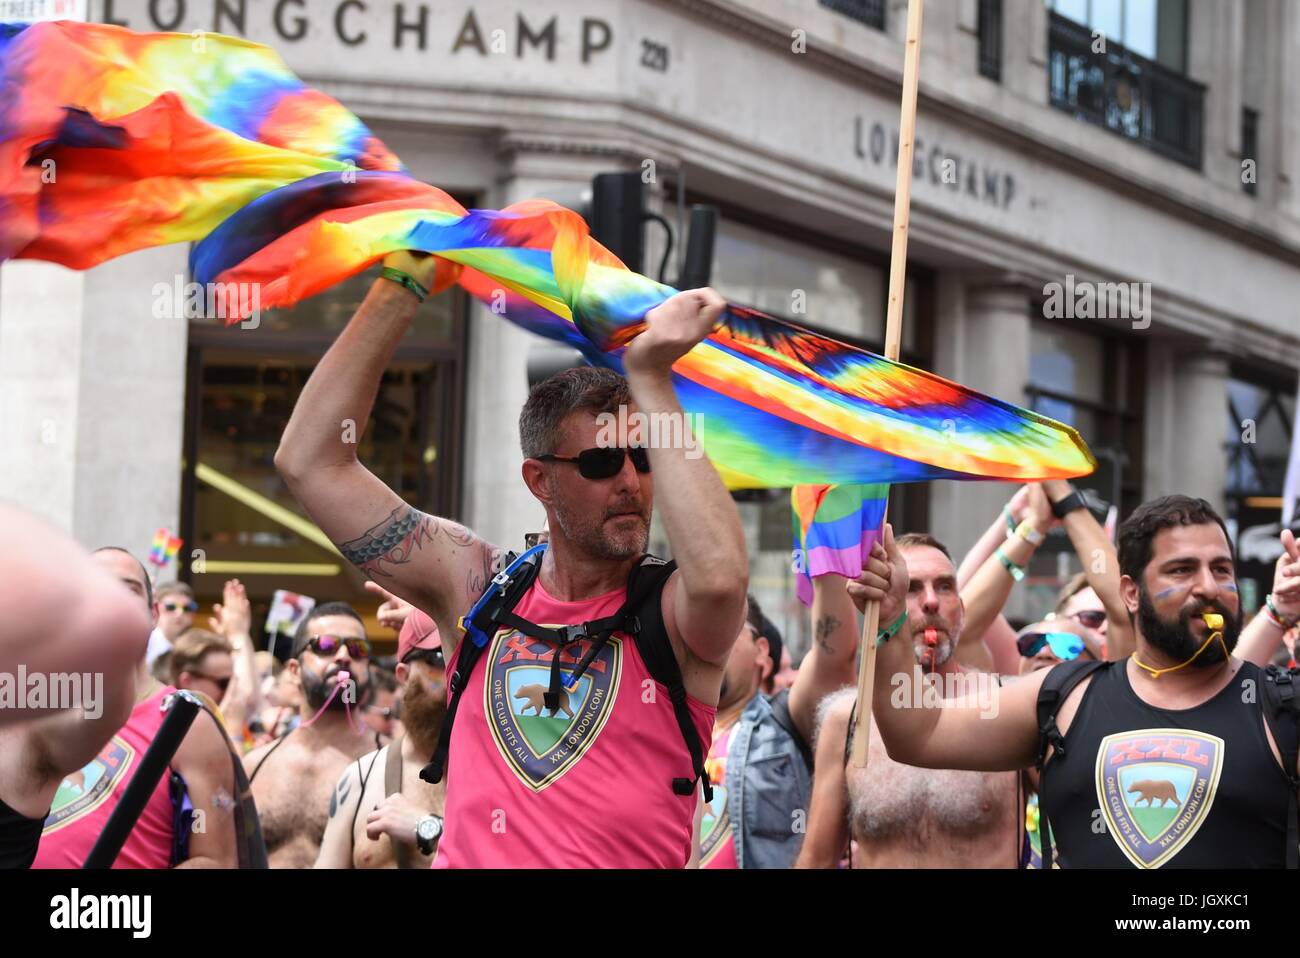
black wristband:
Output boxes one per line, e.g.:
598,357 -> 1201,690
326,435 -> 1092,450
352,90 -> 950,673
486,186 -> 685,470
1050,488 -> 1088,519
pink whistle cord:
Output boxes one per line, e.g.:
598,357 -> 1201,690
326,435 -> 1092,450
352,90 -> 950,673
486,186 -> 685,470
297,669 -> 366,734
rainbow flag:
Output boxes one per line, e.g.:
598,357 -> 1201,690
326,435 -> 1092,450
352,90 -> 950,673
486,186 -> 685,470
0,21 -> 1097,490
147,527 -> 182,569
792,485 -> 889,606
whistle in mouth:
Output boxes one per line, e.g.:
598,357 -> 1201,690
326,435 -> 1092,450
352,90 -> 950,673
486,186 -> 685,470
1201,612 -> 1224,631
924,628 -> 939,647
335,670 -> 352,685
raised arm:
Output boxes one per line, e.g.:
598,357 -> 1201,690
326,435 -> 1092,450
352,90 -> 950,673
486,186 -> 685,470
209,578 -> 261,739
625,290 -> 748,665
274,252 -> 499,661
1236,530 -> 1300,666
958,483 -> 1054,668
1043,479 -> 1134,659
787,574 -> 860,746
852,524 -> 1046,772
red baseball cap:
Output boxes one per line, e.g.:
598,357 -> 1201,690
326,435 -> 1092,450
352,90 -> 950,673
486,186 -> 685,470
398,609 -> 442,664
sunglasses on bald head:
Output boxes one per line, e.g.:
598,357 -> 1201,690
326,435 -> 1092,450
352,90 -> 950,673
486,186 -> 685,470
537,446 -> 650,481
1017,631 -> 1088,660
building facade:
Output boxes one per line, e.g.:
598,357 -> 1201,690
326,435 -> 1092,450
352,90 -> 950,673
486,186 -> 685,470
1,0 -> 1297,651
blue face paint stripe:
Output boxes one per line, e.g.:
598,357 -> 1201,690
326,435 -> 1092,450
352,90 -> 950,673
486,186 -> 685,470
1152,587 -> 1183,601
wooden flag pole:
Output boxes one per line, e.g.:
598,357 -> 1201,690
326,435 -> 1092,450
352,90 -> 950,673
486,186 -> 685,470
851,0 -> 924,768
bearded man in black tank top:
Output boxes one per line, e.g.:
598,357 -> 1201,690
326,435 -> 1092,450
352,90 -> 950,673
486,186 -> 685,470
857,495 -> 1297,869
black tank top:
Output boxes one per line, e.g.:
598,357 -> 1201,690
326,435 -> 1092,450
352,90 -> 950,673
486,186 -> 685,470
0,796 -> 46,869
1040,660 -> 1291,868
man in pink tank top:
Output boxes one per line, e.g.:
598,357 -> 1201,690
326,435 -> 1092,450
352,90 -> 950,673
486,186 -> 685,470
24,548 -> 241,868
276,252 -> 749,867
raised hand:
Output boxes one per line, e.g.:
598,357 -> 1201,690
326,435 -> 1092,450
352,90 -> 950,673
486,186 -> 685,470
623,287 -> 727,379
364,579 -> 414,633
209,578 -> 252,638
1273,528 -> 1300,619
847,523 -> 909,625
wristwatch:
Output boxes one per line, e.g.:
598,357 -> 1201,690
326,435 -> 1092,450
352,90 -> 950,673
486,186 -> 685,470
415,814 -> 443,855
1050,488 -> 1089,519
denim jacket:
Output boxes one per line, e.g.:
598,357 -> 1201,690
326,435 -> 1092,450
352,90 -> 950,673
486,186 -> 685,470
724,689 -> 813,869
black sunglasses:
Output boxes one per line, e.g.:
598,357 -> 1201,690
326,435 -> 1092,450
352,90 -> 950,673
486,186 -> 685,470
307,634 -> 372,659
1068,609 -> 1107,629
190,672 -> 232,693
537,447 -> 651,481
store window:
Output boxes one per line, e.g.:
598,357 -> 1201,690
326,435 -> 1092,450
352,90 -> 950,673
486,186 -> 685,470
181,264 -> 468,645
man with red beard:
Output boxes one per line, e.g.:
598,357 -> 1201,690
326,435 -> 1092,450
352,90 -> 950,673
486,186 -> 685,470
316,610 -> 447,868
244,602 -> 375,868
861,496 -> 1300,868
275,252 -> 747,868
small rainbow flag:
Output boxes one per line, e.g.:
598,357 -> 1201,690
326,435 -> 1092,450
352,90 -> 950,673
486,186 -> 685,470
147,527 -> 182,569
792,485 -> 889,606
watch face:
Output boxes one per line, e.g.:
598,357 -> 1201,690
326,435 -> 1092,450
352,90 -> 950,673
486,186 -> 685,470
418,816 -> 443,841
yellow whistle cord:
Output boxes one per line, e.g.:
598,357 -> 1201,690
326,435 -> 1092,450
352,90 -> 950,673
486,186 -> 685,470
1132,622 -> 1229,680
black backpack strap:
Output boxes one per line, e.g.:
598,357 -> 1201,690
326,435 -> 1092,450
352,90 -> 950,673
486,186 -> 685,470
419,550 -> 541,785
621,557 -> 715,803
768,687 -> 813,773
1034,658 -> 1107,871
1261,664 -> 1300,870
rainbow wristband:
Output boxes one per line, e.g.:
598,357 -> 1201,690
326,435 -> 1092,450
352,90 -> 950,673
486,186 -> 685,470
381,266 -> 430,302
876,609 -> 909,647
1266,594 -> 1298,630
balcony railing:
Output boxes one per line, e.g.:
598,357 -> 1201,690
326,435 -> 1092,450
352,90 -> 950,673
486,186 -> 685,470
820,0 -> 885,31
1047,11 -> 1204,169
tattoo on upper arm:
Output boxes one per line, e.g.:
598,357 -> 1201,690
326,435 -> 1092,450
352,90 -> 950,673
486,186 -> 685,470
330,774 -> 352,818
815,614 -> 841,655
337,506 -> 436,578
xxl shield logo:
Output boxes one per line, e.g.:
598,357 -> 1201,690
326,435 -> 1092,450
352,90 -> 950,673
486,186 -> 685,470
1094,729 -> 1224,868
485,628 -> 622,791
44,737 -> 134,833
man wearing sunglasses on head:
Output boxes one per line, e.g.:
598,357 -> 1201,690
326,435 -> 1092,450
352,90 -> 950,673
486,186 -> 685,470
275,251 -> 749,867
244,602 -> 377,868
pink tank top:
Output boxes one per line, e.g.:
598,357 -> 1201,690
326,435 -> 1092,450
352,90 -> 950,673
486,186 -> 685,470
434,577 -> 716,868
33,686 -> 177,869
700,719 -> 739,868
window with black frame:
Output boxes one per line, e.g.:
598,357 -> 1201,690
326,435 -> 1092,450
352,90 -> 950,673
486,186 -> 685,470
1045,0 -> 1203,169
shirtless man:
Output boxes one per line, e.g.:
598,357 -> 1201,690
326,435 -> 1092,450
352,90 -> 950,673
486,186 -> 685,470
244,601 -> 375,868
796,533 -> 1022,868
316,610 -> 446,868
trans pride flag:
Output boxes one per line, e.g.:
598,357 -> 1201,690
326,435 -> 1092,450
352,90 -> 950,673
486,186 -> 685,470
792,485 -> 889,606
0,21 -> 1097,490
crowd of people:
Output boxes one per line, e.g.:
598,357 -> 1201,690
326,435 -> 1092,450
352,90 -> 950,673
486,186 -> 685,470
3,253 -> 1299,870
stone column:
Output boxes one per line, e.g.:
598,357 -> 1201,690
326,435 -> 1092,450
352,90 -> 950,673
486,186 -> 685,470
929,280 -> 1033,561
0,245 -> 189,560
1146,348 -> 1230,513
